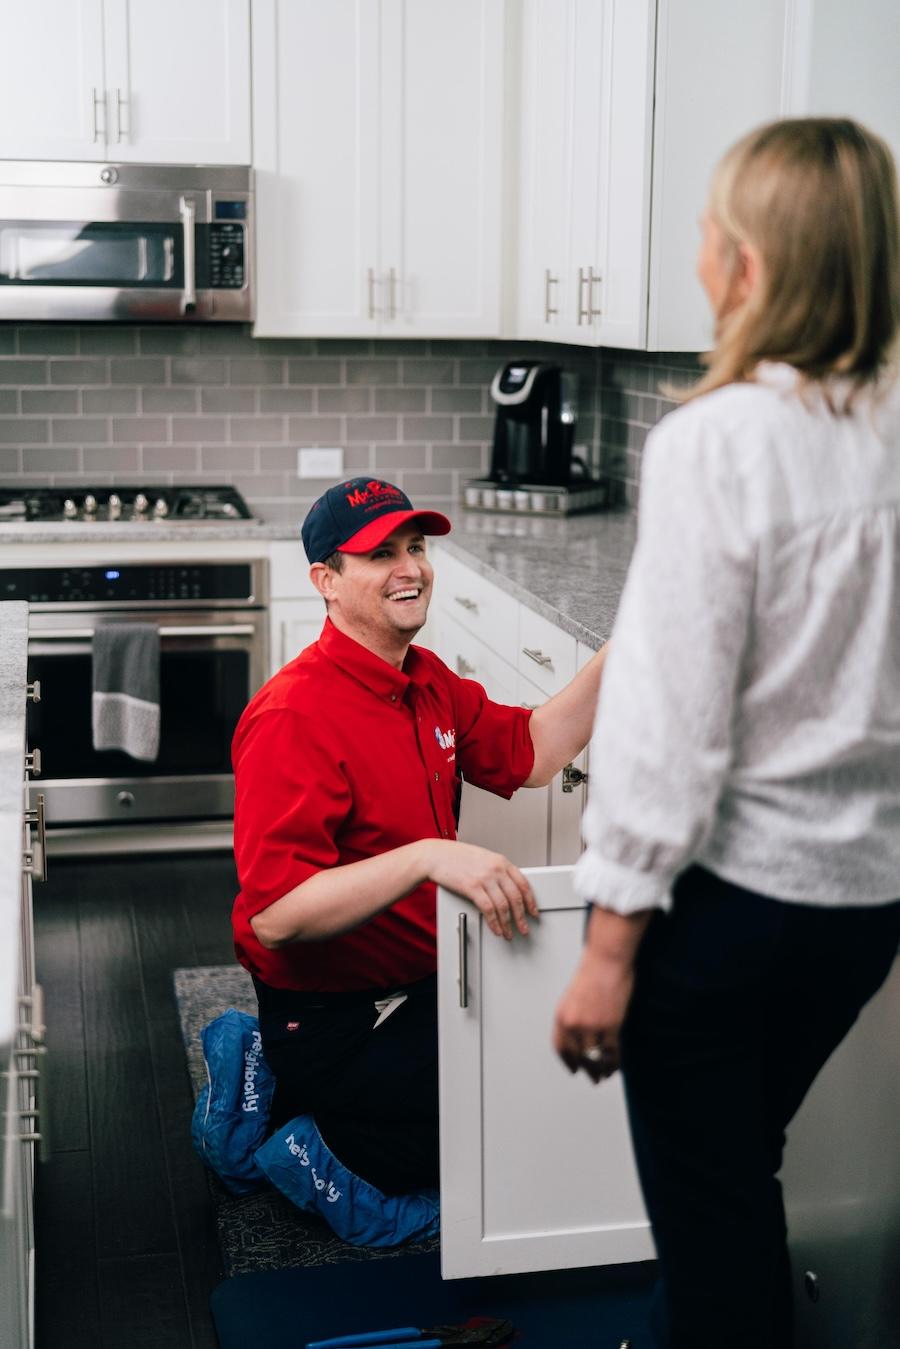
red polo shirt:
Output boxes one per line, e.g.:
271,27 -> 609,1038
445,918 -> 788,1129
231,618 -> 534,991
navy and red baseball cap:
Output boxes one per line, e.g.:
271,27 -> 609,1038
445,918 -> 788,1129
301,478 -> 451,564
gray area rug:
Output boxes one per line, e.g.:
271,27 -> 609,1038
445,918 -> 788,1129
173,965 -> 439,1276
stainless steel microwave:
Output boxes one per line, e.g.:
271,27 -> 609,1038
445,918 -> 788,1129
0,160 -> 253,322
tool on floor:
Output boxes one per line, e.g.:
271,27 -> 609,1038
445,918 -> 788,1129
306,1317 -> 515,1349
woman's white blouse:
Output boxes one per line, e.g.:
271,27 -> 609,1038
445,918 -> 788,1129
576,361 -> 900,913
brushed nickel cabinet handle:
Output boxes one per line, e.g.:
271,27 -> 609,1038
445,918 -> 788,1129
454,595 -> 478,612
588,266 -> 602,319
91,87 -> 105,143
456,655 -> 476,678
387,267 -> 397,320
522,646 -> 553,668
544,269 -> 559,321
367,267 -> 377,319
115,87 -> 128,142
26,680 -> 41,703
577,266 -> 589,324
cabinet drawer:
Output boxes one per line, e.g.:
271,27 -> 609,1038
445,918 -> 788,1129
435,550 -> 519,662
440,612 -> 518,706
518,605 -> 576,697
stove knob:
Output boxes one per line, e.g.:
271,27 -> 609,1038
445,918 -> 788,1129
133,492 -> 149,515
108,493 -> 122,519
63,498 -> 78,519
83,493 -> 98,515
153,497 -> 170,518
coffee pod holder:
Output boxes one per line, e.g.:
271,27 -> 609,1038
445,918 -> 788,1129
461,479 -> 608,517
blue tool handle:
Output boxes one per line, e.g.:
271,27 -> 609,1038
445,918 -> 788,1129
305,1331 -> 428,1349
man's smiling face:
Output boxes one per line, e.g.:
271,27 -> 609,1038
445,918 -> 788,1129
317,522 -> 434,660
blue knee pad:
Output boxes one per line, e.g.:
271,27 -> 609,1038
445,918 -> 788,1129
192,1008 -> 276,1195
254,1116 -> 440,1247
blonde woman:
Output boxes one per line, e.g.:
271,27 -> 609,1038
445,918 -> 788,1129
554,118 -> 900,1349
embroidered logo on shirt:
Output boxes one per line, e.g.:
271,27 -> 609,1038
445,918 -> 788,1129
286,1021 -> 300,1032
434,726 -> 456,750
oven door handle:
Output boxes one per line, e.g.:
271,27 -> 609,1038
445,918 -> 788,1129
29,624 -> 258,641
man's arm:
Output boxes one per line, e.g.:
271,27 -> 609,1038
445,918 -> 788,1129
250,837 -> 539,948
522,642 -> 609,787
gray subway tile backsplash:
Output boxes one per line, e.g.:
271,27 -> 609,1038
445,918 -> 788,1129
0,323 -> 700,513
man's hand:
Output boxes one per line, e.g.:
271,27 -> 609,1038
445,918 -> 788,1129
553,905 -> 652,1081
421,838 -> 539,940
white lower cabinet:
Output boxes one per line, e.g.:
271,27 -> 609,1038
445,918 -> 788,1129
438,865 -> 653,1278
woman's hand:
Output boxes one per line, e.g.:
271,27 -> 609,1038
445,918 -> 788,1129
420,838 -> 539,940
553,943 -> 637,1081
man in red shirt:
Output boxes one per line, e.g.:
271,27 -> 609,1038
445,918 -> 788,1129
232,477 -> 607,1195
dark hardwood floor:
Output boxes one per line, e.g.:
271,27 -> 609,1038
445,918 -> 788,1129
33,850 -> 239,1349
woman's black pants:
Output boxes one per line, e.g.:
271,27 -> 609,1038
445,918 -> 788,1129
620,866 -> 900,1349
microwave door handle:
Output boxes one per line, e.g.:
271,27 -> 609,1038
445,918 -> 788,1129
30,624 -> 257,641
179,196 -> 197,313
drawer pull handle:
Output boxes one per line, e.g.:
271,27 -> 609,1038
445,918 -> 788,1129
523,647 -> 553,669
24,746 -> 42,776
454,596 -> 478,613
26,680 -> 41,703
456,656 -> 476,678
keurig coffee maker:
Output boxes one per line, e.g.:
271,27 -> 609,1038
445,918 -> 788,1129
488,360 -> 577,487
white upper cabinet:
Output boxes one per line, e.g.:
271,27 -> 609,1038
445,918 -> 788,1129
0,0 -> 105,161
0,0 -> 251,164
515,0 -> 655,349
252,0 -> 504,338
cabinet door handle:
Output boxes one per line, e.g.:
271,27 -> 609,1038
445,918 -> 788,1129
454,595 -> 478,612
91,86 -> 105,143
458,912 -> 469,1008
544,269 -> 559,321
387,267 -> 397,320
522,646 -> 553,668
23,792 -> 48,882
24,746 -> 41,777
26,680 -> 41,703
456,655 -> 476,678
587,266 -> 602,319
115,87 -> 128,142
577,267 -> 588,325
367,267 -> 377,319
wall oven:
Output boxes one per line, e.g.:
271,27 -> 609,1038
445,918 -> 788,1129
9,559 -> 268,834
0,160 -> 253,321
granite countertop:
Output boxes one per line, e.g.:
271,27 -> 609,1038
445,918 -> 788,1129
438,506 -> 636,650
0,602 -> 28,1051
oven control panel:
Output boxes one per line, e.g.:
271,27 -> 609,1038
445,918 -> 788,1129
208,222 -> 245,289
0,562 -> 257,605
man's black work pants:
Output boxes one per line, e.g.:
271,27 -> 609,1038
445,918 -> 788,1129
620,865 -> 900,1349
254,972 -> 438,1197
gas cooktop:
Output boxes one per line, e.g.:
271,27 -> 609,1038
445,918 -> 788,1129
0,485 -> 254,524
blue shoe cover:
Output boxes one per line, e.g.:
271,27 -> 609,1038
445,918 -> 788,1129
192,1008 -> 275,1195
254,1114 -> 440,1247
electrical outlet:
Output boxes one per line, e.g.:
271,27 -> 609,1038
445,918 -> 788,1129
297,447 -> 344,479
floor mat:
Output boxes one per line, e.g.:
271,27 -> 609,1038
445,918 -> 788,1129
173,965 -> 439,1275
211,1249 -> 656,1349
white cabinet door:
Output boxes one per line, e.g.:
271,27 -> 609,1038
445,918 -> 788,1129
783,0 -> 900,167
515,0 -> 654,349
253,0 -> 504,338
252,0 -> 380,337
647,0 -> 790,351
438,865 -> 653,1278
380,0 -> 504,336
103,0 -> 251,164
0,0 -> 105,160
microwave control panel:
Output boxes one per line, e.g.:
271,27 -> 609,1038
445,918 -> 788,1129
208,222 -> 245,289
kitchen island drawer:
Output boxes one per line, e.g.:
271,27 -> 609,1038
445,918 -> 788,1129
518,603 -> 577,697
435,548 -> 519,661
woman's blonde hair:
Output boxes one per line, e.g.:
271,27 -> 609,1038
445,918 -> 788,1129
683,117 -> 900,405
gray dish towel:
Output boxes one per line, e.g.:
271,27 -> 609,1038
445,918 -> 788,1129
92,623 -> 161,762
